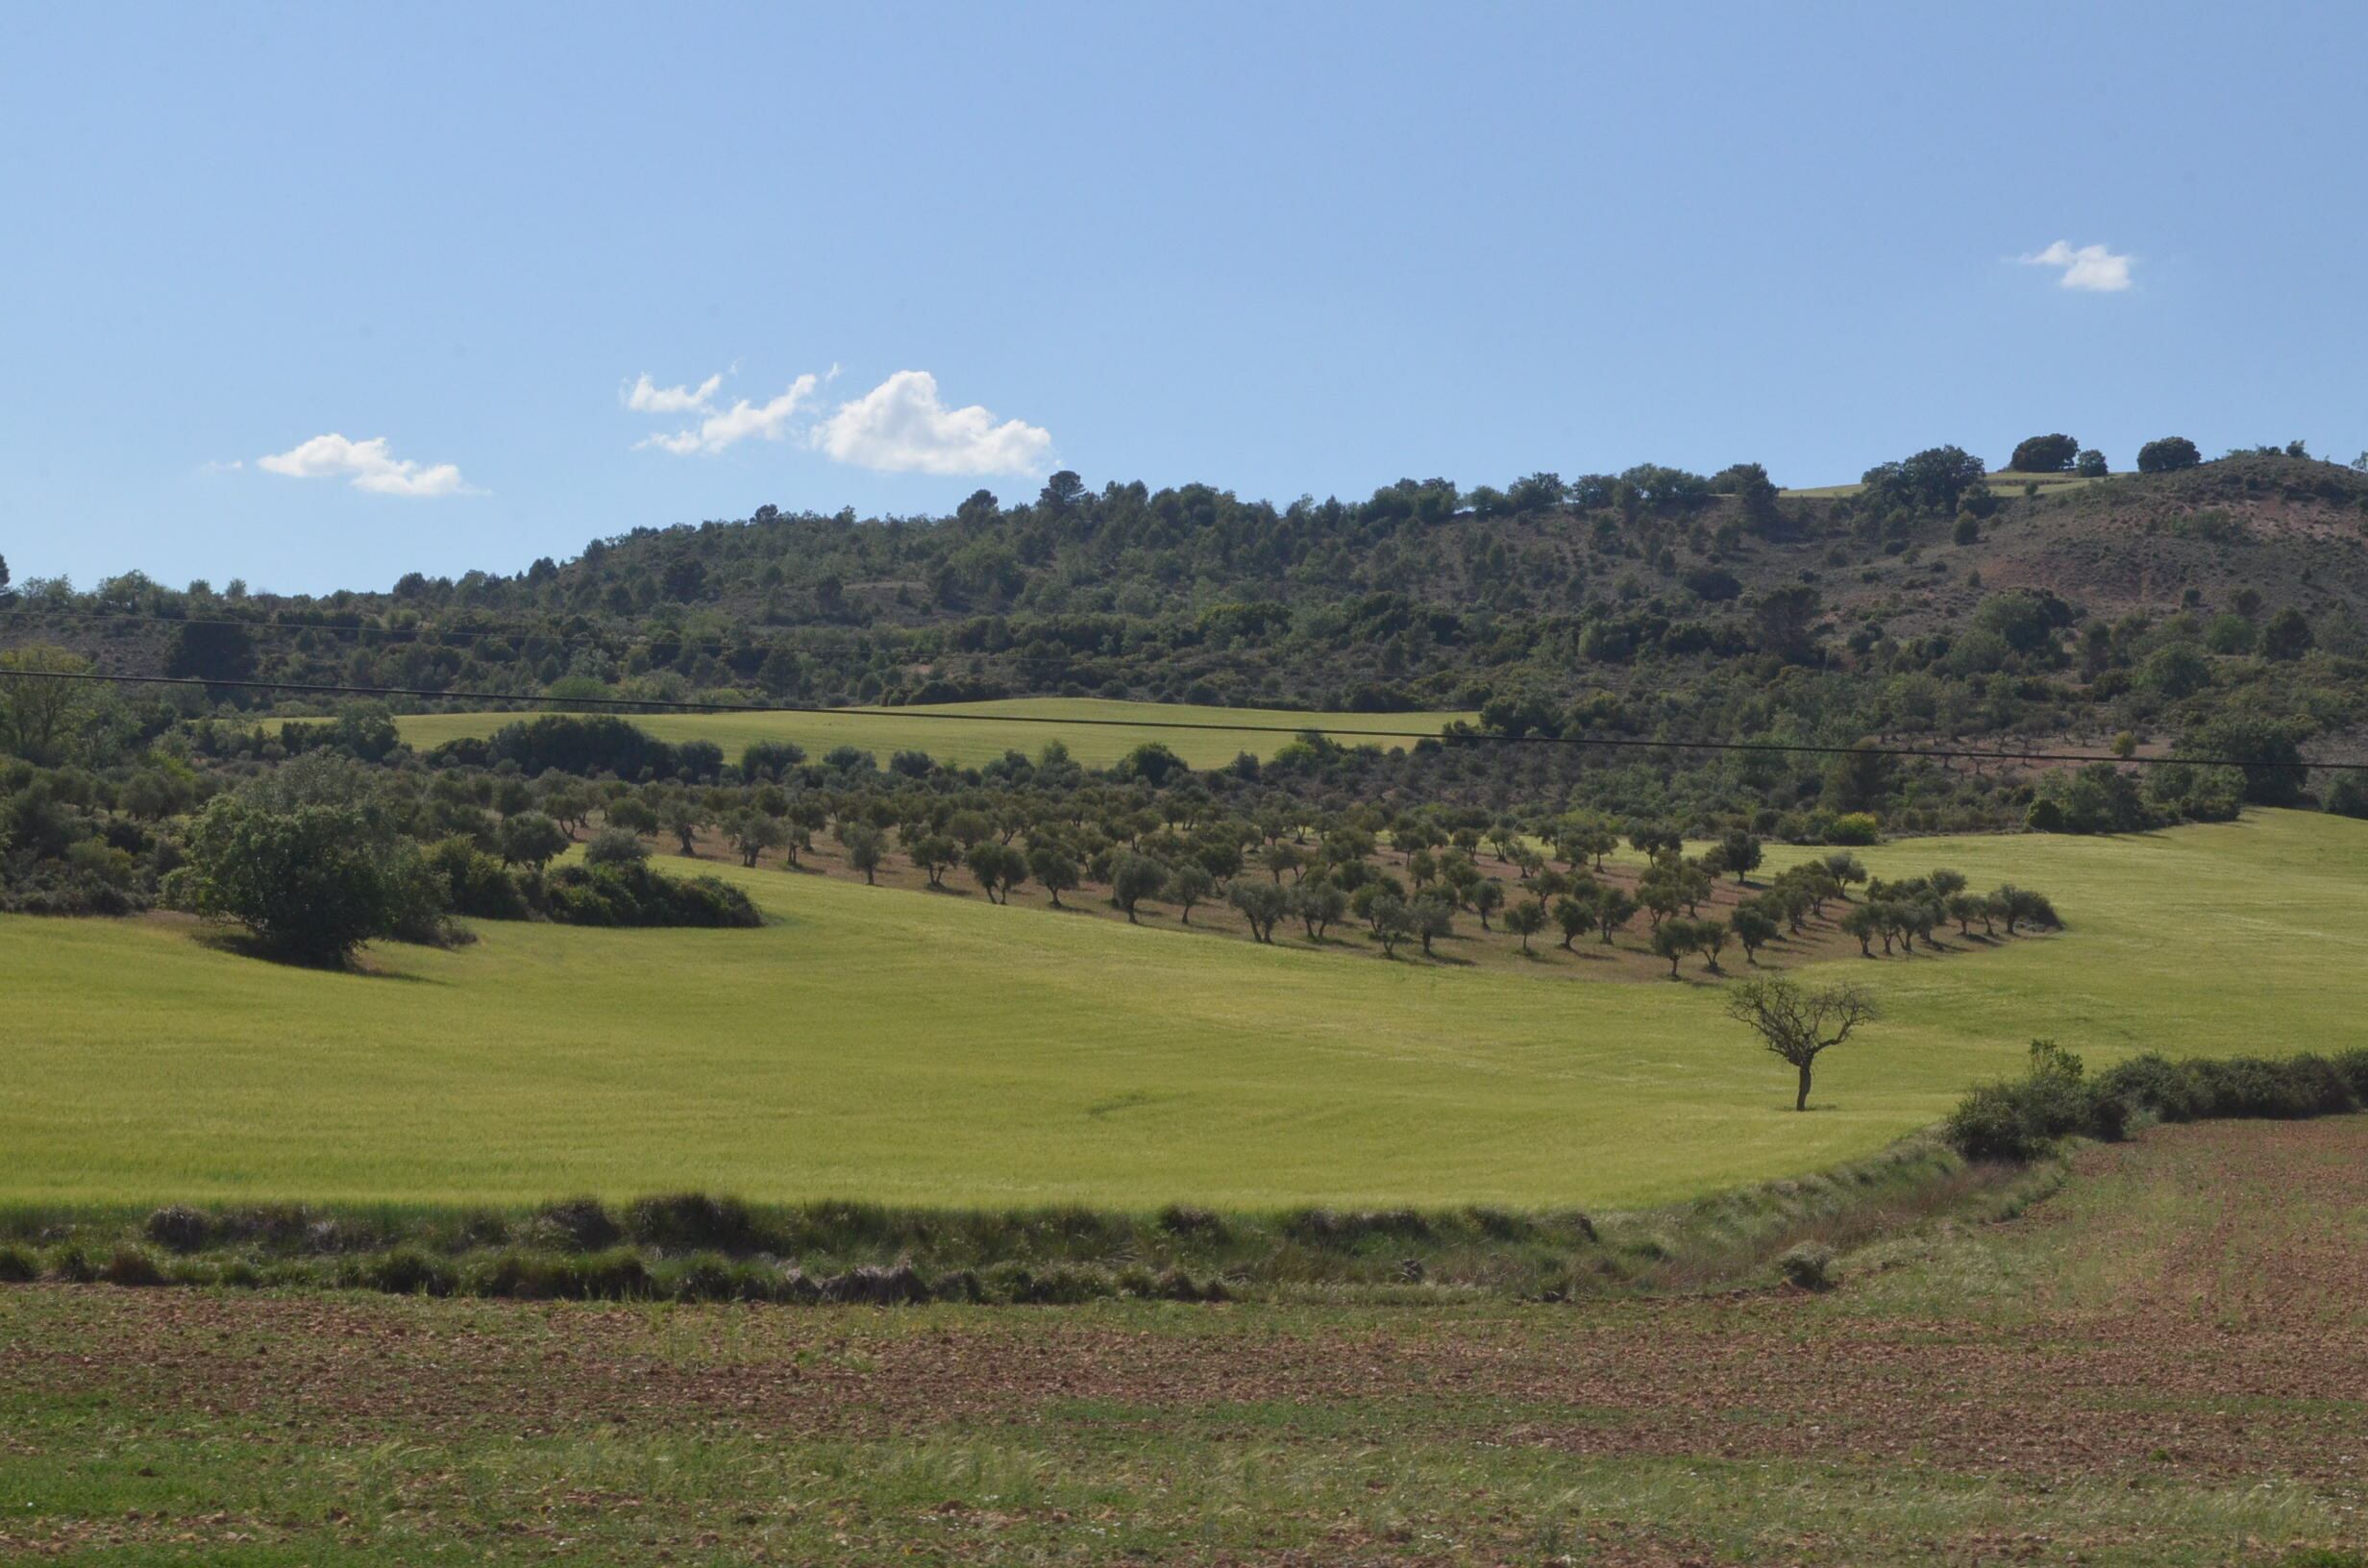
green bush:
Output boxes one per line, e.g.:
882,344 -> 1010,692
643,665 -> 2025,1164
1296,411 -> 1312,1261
170,796 -> 420,965
464,1246 -> 654,1301
1826,813 -> 1880,845
145,1204 -> 212,1253
424,837 -> 531,919
367,1247 -> 456,1297
46,1242 -> 98,1283
1950,1046 -> 2364,1163
530,1196 -> 621,1251
626,1192 -> 765,1253
544,861 -> 759,928
0,1243 -> 38,1283
1776,1241 -> 1838,1292
100,1246 -> 167,1287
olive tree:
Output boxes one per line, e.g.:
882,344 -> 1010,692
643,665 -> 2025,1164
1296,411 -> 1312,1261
1504,897 -> 1547,953
841,823 -> 886,885
498,811 -> 572,872
1729,904 -> 1778,965
1025,843 -> 1080,907
908,833 -> 960,889
1411,893 -> 1456,955
1170,863 -> 1215,923
1290,878 -> 1345,939
1724,978 -> 1879,1112
726,810 -> 786,869
965,841 -> 1026,904
1228,878 -> 1287,943
1368,894 -> 1413,957
1110,853 -> 1168,922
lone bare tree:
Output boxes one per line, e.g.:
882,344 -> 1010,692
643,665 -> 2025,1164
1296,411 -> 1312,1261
1724,978 -> 1879,1112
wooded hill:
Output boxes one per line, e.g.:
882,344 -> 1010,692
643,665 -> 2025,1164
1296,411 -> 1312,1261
7,448 -> 2368,772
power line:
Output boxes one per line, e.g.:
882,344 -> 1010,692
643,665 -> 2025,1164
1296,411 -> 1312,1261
1,666 -> 2350,772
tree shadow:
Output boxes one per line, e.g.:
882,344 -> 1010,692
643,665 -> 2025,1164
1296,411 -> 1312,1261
191,927 -> 441,982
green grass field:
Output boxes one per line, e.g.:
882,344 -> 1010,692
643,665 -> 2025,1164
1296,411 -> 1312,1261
1783,469 -> 2107,500
6,810 -> 2364,1211
381,697 -> 1475,770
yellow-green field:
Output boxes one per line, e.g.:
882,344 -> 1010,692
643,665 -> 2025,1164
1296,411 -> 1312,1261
5,811 -> 2363,1211
1783,469 -> 2107,500
382,697 -> 1475,770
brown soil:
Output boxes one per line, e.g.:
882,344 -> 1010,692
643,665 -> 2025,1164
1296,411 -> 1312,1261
5,1121 -> 2362,1484
5,1119 -> 2366,1561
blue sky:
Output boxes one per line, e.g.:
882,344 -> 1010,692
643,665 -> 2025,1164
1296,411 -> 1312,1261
4,2 -> 2362,594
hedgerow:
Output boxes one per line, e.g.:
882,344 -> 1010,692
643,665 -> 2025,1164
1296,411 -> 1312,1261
1945,1041 -> 2368,1162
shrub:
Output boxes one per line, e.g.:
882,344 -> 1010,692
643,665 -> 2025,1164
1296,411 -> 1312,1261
0,1243 -> 38,1283
476,715 -> 678,781
626,1193 -> 764,1253
100,1246 -> 167,1287
659,1252 -> 740,1302
169,796 -> 417,965
368,1247 -> 456,1296
1776,1241 -> 1838,1292
1945,1082 -> 2061,1162
1953,1047 -> 2366,1163
46,1243 -> 98,1283
211,1203 -> 313,1250
145,1204 -> 212,1254
821,1261 -> 932,1305
930,1267 -> 986,1304
1826,813 -> 1880,845
1155,1203 -> 1225,1238
531,1196 -> 622,1251
424,837 -> 531,919
544,861 -> 758,928
1284,1208 -> 1432,1248
983,1261 -> 1115,1305
466,1246 -> 652,1301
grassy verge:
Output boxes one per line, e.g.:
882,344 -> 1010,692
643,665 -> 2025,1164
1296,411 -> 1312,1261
0,1135 -> 2059,1307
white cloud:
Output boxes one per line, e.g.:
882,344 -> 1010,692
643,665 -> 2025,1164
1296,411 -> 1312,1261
196,458 -> 244,475
811,370 -> 1053,476
257,433 -> 478,498
622,371 -> 724,414
636,375 -> 821,456
2020,240 -> 2134,292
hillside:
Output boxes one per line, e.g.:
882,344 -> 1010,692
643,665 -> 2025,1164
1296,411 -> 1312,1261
11,453 -> 2366,713
3,811 -> 2362,1208
7,451 -> 2368,844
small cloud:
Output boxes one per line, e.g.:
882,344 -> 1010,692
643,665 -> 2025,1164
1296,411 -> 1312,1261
622,371 -> 724,415
257,433 -> 479,498
812,370 -> 1052,476
196,458 -> 244,476
636,376 -> 821,456
2019,240 -> 2134,292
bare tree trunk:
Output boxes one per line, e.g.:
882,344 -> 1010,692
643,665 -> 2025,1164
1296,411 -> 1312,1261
1796,1062 -> 1813,1112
